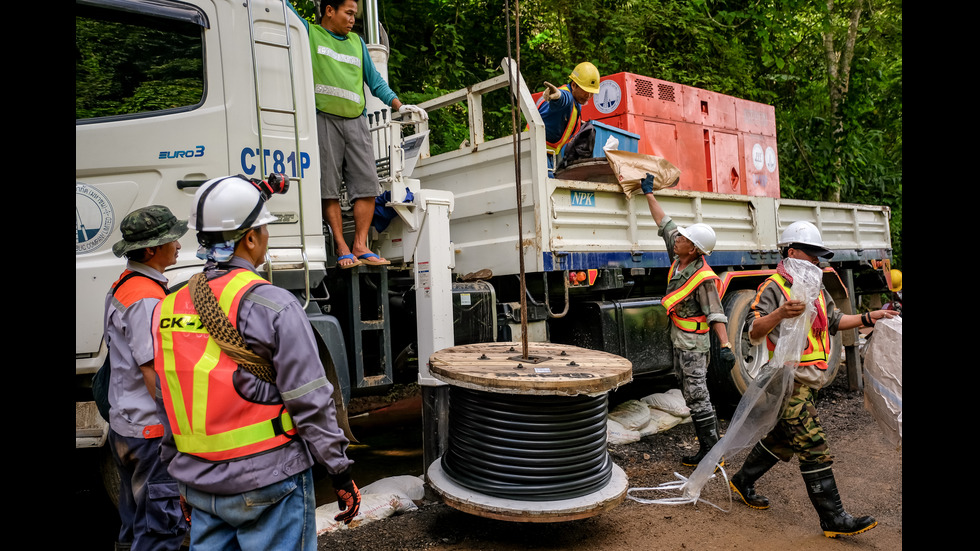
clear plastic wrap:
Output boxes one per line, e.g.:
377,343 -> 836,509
628,258 -> 823,508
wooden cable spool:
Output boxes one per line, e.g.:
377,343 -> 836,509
426,342 -> 632,522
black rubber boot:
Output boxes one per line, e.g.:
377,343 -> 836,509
729,442 -> 779,509
801,465 -> 878,537
681,411 -> 722,467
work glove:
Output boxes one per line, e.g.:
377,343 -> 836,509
179,495 -> 192,525
331,467 -> 361,524
640,173 -> 656,195
398,104 -> 429,121
719,346 -> 737,371
542,81 -> 561,102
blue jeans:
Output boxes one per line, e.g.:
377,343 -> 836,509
108,429 -> 189,550
181,469 -> 317,551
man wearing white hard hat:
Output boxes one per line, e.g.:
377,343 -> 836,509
151,175 -> 360,550
642,177 -> 735,469
728,220 -> 898,538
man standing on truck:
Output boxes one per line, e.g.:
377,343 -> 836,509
728,220 -> 898,538
105,205 -> 190,551
535,61 -> 601,172
309,0 -> 428,268
152,176 -> 361,550
641,177 -> 735,468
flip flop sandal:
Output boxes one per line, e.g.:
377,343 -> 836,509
357,252 -> 390,266
337,253 -> 362,269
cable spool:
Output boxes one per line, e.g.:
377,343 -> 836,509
427,342 -> 632,522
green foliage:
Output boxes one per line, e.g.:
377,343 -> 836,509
75,13 -> 203,119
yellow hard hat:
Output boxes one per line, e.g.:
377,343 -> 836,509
889,269 -> 902,292
569,62 -> 600,94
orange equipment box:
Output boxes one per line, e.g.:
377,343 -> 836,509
580,72 -> 780,198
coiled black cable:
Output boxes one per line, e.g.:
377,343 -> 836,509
441,387 -> 613,501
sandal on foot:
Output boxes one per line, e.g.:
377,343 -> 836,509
357,252 -> 390,266
337,253 -> 362,269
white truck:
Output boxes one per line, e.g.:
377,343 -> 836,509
76,0 -> 894,483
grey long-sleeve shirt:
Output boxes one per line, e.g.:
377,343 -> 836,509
155,256 -> 352,494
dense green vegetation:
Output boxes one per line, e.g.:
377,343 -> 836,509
318,0 -> 902,268
81,0 -> 900,268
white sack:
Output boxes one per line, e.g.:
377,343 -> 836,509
862,316 -> 902,449
607,418 -> 641,445
640,389 -> 691,418
608,400 -> 651,431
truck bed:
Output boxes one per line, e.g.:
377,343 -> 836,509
382,61 -> 891,276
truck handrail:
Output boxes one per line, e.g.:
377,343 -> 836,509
246,0 -> 311,308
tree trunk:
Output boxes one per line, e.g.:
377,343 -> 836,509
822,0 -> 864,202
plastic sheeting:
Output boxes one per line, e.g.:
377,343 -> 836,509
862,317 -> 902,449
628,258 -> 824,508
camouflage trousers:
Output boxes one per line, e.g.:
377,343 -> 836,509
759,381 -> 833,466
674,348 -> 713,417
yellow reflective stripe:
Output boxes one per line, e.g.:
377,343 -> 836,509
768,275 -> 830,366
163,271 -> 288,454
158,293 -> 199,438
662,260 -> 718,312
669,314 -> 709,332
173,411 -> 294,454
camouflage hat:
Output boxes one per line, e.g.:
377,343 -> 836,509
111,205 -> 188,257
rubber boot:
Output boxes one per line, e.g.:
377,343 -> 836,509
801,465 -> 878,537
681,411 -> 722,468
729,442 -> 779,509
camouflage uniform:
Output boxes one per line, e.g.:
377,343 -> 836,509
746,274 -> 844,467
658,216 -> 727,416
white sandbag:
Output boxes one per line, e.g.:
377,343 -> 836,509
608,400 -> 651,431
640,389 -> 690,418
862,317 -> 902,449
646,407 -> 684,433
607,418 -> 641,445
361,475 -> 424,513
315,492 -> 413,534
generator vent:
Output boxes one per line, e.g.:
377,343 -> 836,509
635,78 -> 654,98
634,78 -> 677,103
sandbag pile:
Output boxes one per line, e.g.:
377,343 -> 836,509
607,389 -> 691,445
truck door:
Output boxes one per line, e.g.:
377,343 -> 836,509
75,0 -> 223,364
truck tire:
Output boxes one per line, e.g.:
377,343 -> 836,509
709,289 -> 843,410
100,444 -> 121,508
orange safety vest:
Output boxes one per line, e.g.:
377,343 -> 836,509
766,274 -> 831,369
110,270 -> 169,438
154,269 -> 297,461
662,258 -> 719,333
535,84 -> 582,156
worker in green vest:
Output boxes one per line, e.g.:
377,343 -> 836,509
309,0 -> 428,268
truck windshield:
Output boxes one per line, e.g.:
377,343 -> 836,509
76,3 -> 205,121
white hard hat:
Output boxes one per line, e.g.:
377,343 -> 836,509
778,220 -> 833,259
190,175 -> 278,234
678,223 -> 717,255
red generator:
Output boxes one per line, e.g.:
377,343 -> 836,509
580,72 -> 780,198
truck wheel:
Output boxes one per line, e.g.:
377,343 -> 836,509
100,444 -> 121,508
710,289 -> 843,409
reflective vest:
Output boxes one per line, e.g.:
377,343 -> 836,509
111,270 -> 169,306
154,269 -> 297,462
662,258 -> 719,333
310,27 -> 366,118
535,84 -> 581,157
766,274 -> 831,369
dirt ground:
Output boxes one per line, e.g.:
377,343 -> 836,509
317,372 -> 902,551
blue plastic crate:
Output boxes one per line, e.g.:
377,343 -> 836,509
590,120 -> 640,158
